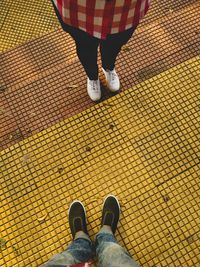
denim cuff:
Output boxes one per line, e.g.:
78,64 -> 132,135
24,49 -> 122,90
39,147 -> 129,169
97,226 -> 113,235
74,231 -> 91,242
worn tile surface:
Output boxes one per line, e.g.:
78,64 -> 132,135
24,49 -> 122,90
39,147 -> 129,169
0,2 -> 199,150
0,1 -> 200,267
0,57 -> 199,266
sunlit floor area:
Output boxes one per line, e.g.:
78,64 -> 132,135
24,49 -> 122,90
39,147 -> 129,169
0,1 -> 199,266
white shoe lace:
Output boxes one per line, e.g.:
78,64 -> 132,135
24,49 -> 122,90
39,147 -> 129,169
90,80 -> 99,91
105,69 -> 117,83
110,71 -> 117,82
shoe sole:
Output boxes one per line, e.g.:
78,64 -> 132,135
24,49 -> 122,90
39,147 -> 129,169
87,88 -> 101,101
87,94 -> 101,102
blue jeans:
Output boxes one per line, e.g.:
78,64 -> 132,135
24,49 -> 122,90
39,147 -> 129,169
42,229 -> 140,267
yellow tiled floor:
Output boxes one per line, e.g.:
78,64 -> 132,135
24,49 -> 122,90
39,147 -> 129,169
1,0 -> 200,266
0,57 -> 199,266
0,0 -> 59,52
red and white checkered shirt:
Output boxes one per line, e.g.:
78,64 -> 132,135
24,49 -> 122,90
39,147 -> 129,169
52,0 -> 150,39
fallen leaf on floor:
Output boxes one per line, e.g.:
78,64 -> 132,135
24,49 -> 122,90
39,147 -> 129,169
30,112 -> 36,117
0,238 -> 7,250
22,154 -> 31,165
0,107 -> 5,114
67,85 -> 78,88
37,212 -> 48,222
122,45 -> 131,51
0,86 -> 6,92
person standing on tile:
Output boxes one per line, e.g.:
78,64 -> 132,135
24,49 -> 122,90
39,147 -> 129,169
42,195 -> 140,267
51,0 -> 150,101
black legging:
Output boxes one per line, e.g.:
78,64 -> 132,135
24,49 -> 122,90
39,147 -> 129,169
52,1 -> 136,80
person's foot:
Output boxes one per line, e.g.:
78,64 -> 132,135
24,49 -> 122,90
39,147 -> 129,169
101,195 -> 120,234
102,68 -> 120,92
87,78 -> 101,101
68,200 -> 88,239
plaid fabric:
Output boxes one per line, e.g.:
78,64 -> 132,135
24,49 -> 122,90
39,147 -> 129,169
52,0 -> 150,39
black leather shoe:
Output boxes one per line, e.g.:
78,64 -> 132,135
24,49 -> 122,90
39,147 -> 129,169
68,200 -> 88,239
101,195 -> 120,234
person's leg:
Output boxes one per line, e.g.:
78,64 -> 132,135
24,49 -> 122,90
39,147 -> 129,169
51,0 -> 99,80
69,30 -> 102,101
96,228 -> 139,267
72,31 -> 99,80
43,233 -> 92,266
42,201 -> 93,266
100,27 -> 137,71
68,31 -> 102,101
51,0 -> 101,101
99,27 -> 136,92
95,195 -> 140,267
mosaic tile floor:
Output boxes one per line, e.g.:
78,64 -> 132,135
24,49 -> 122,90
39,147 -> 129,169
0,1 -> 199,266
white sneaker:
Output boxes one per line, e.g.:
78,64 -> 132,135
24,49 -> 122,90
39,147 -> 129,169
87,78 -> 101,101
102,68 -> 120,92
